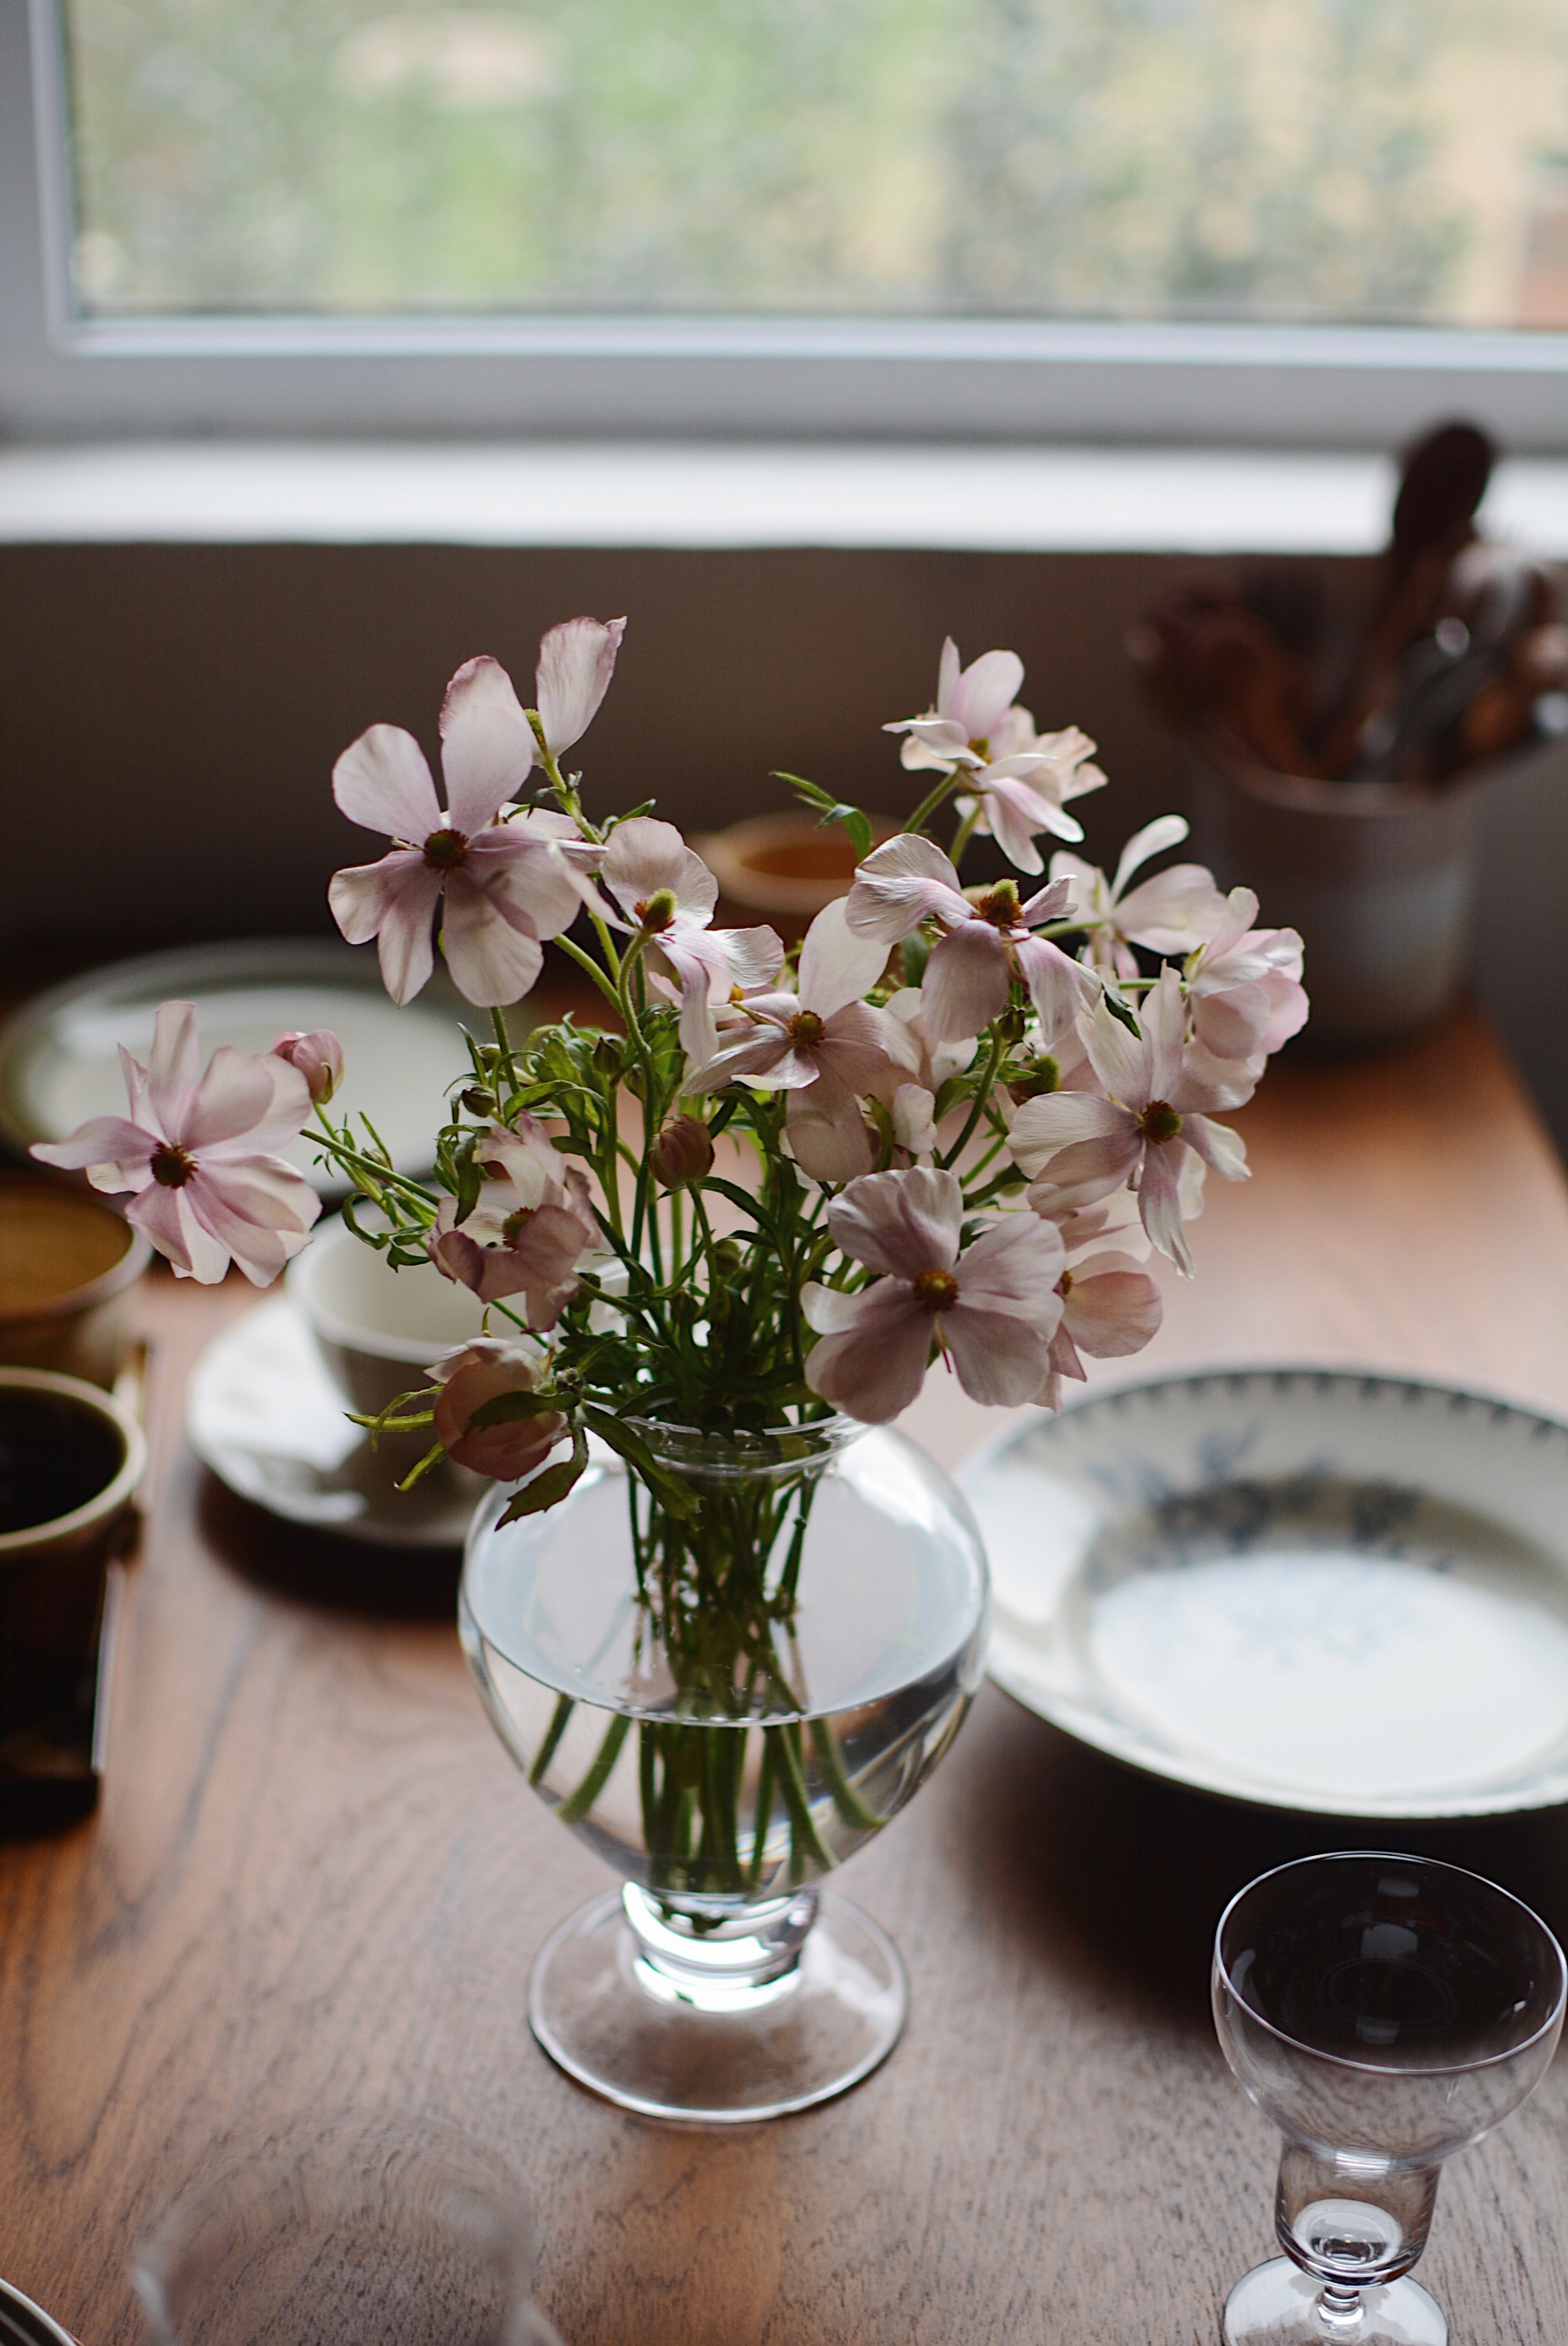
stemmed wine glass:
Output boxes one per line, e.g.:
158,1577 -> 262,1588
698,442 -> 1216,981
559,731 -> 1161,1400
1213,1851 -> 1566,2346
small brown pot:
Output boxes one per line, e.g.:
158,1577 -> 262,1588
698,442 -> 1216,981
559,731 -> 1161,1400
0,1173 -> 152,1388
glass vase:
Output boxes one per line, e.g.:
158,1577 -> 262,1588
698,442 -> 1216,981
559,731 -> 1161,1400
459,1418 -> 989,2123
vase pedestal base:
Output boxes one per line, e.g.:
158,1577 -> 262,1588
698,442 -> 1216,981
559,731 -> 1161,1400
1223,2259 -> 1446,2345
528,1886 -> 907,2123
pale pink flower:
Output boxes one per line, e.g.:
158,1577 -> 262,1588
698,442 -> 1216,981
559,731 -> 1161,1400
1007,970 -> 1253,1275
954,723 -> 1109,873
844,835 -> 1085,1044
885,640 -> 1106,870
1051,816 -> 1229,979
270,1027 -> 343,1106
534,616 -> 626,760
1027,1193 -> 1164,1410
879,988 -> 978,1162
328,656 -> 601,1009
429,1119 -> 597,1325
1185,888 -> 1308,1064
600,818 -> 783,1061
427,1338 -> 566,1481
32,1000 -> 319,1285
803,1167 -> 1065,1422
688,902 -> 898,1182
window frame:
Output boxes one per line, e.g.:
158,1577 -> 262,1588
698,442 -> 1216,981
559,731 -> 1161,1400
4,0 -> 1567,450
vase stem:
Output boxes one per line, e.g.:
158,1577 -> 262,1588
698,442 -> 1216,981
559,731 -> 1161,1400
622,1882 -> 819,2014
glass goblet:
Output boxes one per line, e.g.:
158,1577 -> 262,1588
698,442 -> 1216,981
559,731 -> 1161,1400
1213,1850 -> 1566,2346
132,2115 -> 563,2346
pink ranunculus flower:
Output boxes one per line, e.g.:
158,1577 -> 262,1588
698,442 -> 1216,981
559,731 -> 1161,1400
1007,969 -> 1254,1275
885,639 -> 1106,870
844,835 -> 1085,1045
877,987 -> 978,1162
328,656 -> 602,1010
1027,1193 -> 1165,1411
427,1338 -> 567,1480
1184,888 -> 1308,1064
270,1027 -> 344,1106
429,1118 -> 597,1326
801,1166 -> 1065,1422
600,817 -> 783,1062
688,900 -> 898,1182
534,615 -> 626,760
31,1000 -> 320,1285
1050,815 -> 1230,979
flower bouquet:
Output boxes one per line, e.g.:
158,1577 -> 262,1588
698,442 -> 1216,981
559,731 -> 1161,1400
36,617 -> 1305,2119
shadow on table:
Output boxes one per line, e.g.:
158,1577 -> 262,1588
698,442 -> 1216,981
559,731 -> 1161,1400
952,1687 -> 1568,2037
198,1472 -> 462,1622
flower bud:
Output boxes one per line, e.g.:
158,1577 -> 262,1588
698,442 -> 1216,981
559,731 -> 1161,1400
459,1085 -> 495,1117
271,1028 -> 344,1106
428,1338 -> 564,1481
650,1114 -> 713,1189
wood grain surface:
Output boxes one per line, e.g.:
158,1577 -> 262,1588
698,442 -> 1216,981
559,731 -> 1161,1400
5,1003 -> 1568,2345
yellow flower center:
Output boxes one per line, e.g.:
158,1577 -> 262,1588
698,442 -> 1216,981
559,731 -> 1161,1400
971,881 -> 1022,931
789,1009 -> 826,1047
913,1267 -> 959,1313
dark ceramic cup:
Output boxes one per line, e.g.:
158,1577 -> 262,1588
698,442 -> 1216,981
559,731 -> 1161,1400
0,1365 -> 146,1832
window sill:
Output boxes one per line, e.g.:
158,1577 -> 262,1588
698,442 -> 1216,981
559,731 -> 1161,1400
1,439 -> 1564,555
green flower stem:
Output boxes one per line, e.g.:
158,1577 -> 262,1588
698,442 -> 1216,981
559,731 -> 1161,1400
902,770 -> 964,838
489,1005 -> 521,1103
808,1715 -> 885,1830
554,1710 -> 631,1827
949,802 -> 983,862
746,1734 -> 777,1890
528,1693 -> 575,1787
940,1029 -> 1007,1170
771,1721 -> 833,1880
552,929 -> 623,1015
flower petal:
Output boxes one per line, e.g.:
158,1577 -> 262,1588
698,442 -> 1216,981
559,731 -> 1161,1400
181,1047 -> 310,1156
438,656 -> 536,834
1063,1257 -> 1163,1356
188,1159 -> 321,1284
844,835 -> 969,947
1182,1113 -> 1250,1182
127,1179 -> 231,1283
1008,1089 -> 1132,1177
954,1213 -> 1066,1317
786,1068 -> 874,1183
828,1164 -> 963,1278
798,898 -> 889,1017
920,923 -> 1009,1041
952,648 -> 1024,741
1110,813 -> 1190,899
31,1116 -> 156,1185
466,826 -> 597,940
535,615 -> 625,754
333,724 -> 442,843
1118,864 -> 1231,956
602,816 -> 717,925
146,1001 -> 203,1142
1136,1139 -> 1192,1274
1011,935 -> 1087,1048
804,1280 -> 932,1423
329,852 -> 444,1005
440,871 -> 546,1007
942,1305 -> 1056,1406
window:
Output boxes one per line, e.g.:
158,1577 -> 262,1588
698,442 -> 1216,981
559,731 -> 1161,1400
2,0 -> 1566,443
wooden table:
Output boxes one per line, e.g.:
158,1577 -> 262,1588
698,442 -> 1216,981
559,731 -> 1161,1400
5,1004 -> 1568,2346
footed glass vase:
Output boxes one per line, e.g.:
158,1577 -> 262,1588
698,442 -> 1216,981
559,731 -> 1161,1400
459,1418 -> 989,2123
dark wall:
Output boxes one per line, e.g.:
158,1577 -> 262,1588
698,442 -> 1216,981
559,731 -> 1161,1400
0,542 -> 1282,955
2,539 -> 1564,1154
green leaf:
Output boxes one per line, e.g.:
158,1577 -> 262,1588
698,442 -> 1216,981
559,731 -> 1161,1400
1101,986 -> 1142,1038
899,927 -> 931,988
775,772 -> 873,860
580,1407 -> 701,1520
496,1440 -> 589,1523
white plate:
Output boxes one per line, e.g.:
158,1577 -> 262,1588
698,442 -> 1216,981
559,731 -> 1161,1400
963,1368 -> 1568,1819
0,938 -> 487,1193
187,1296 -> 481,1549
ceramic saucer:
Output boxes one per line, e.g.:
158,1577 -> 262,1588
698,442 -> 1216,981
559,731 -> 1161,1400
963,1367 -> 1568,1818
0,2279 -> 78,2346
187,1297 -> 481,1548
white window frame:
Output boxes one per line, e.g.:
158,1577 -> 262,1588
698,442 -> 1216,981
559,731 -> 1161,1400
3,0 -> 1566,449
